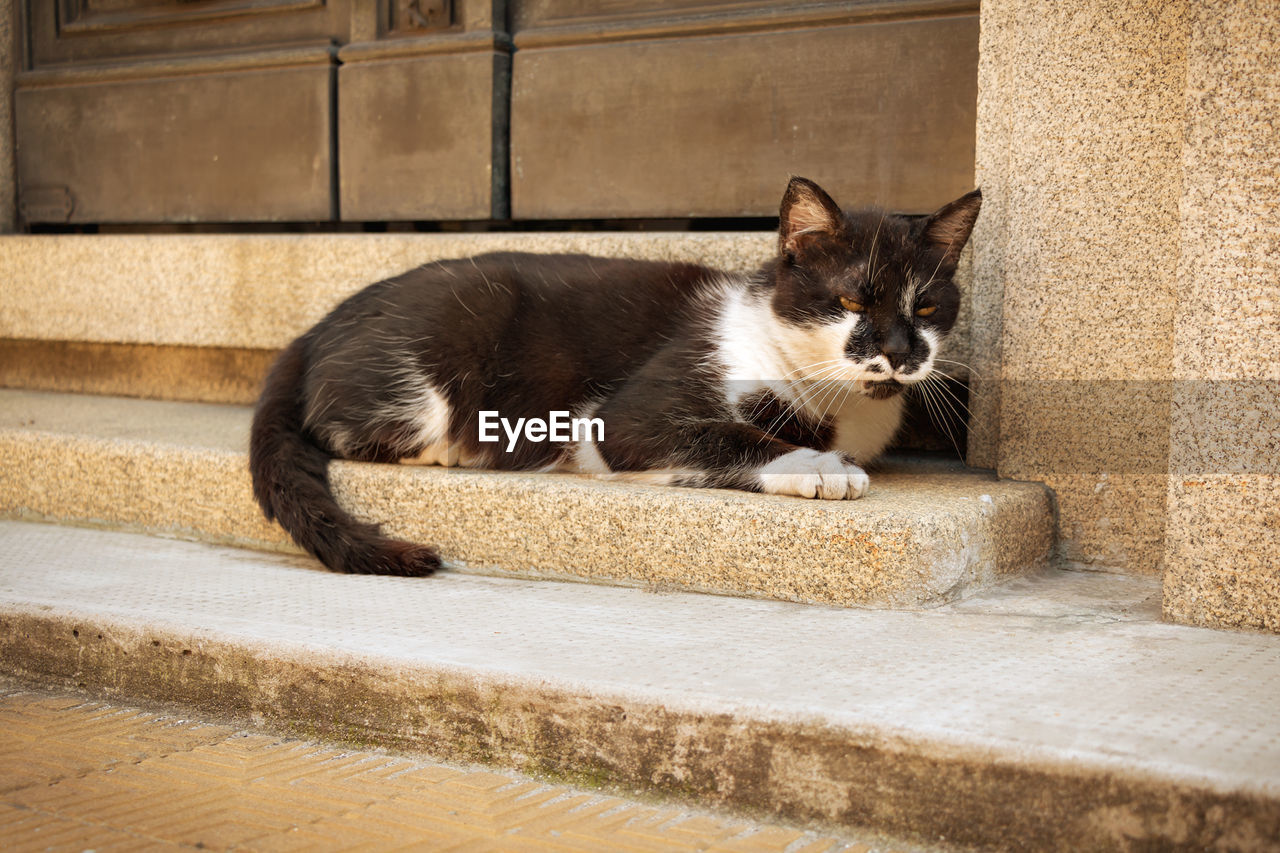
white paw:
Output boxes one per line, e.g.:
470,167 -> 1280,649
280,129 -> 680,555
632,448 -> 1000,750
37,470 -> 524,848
758,448 -> 869,500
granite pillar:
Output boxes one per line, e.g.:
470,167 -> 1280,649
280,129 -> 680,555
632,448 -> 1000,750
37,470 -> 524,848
1162,3 -> 1280,632
974,0 -> 1189,574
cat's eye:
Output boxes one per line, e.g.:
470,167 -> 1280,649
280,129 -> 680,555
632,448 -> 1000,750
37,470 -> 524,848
840,296 -> 865,313
915,305 -> 938,318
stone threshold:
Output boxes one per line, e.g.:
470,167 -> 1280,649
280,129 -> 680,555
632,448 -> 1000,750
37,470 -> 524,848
0,389 -> 1052,609
1,520 -> 1276,851
0,231 -> 970,376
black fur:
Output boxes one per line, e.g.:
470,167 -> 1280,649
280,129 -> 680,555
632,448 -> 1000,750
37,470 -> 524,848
250,337 -> 442,576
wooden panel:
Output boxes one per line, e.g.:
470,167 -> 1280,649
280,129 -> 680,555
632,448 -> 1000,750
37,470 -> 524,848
16,53 -> 335,223
511,0 -> 901,33
515,0 -> 790,27
338,36 -> 511,221
27,0 -> 350,64
510,11 -> 978,218
59,0 -> 325,34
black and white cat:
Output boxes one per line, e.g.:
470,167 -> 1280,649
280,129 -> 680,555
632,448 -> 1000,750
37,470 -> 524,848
250,178 -> 981,576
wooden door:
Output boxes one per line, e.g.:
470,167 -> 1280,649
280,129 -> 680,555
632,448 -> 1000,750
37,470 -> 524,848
15,0 -> 508,223
509,0 -> 979,218
13,0 -> 975,224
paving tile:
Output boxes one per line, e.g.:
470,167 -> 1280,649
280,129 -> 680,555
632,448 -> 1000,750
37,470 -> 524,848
0,802 -> 181,853
0,691 -> 233,795
0,685 -> 897,852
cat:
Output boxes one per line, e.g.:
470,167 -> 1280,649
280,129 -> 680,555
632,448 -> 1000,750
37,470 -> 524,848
249,177 -> 981,577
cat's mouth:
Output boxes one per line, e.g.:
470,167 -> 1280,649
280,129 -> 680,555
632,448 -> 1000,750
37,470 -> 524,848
860,379 -> 904,399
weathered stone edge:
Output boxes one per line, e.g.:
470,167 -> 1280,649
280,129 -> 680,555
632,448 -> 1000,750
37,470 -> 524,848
0,427 -> 1053,608
2,607 -> 1274,853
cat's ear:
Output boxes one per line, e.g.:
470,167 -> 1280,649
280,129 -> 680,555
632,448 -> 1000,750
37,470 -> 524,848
779,177 -> 843,257
921,189 -> 982,265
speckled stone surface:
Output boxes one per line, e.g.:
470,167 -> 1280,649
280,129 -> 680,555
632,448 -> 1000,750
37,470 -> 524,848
0,230 -> 972,376
0,0 -> 15,234
2,520 -> 1279,850
0,389 -> 1053,609
1162,5 -> 1280,633
977,0 -> 1280,631
966,10 -> 1010,472
0,340 -> 275,404
975,0 -> 1189,574
0,232 -> 762,348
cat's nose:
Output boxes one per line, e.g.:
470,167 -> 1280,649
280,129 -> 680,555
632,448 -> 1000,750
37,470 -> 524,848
881,330 -> 911,369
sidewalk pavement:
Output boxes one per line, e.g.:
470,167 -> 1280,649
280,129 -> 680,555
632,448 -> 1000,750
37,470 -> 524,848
0,682 -> 918,852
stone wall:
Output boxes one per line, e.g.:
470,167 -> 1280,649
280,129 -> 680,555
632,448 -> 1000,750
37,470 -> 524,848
975,0 -> 1279,631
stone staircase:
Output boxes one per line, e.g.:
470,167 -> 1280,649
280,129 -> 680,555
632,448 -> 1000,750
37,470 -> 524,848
2,233 -> 1279,851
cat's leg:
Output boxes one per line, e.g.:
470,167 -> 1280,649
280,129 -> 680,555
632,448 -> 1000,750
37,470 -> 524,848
676,422 -> 869,500
589,345 -> 871,499
597,417 -> 869,500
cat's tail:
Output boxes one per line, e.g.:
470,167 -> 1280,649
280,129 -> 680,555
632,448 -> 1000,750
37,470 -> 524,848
248,338 -> 441,577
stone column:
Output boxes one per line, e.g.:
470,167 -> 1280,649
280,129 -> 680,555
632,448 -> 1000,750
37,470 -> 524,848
1162,4 -> 1280,632
974,0 -> 1189,574
977,0 -> 1280,631
1,0 -> 15,233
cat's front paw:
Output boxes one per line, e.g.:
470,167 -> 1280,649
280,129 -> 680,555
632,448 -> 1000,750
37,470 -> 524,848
758,448 -> 869,500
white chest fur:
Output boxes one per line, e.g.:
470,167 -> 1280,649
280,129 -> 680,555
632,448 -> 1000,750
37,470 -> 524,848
714,285 -> 906,464
829,393 -> 904,463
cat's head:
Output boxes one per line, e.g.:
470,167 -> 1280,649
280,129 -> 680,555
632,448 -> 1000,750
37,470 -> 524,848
767,177 -> 981,399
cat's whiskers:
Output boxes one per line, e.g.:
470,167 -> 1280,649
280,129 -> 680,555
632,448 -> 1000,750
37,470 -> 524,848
804,370 -> 859,425
929,376 -> 973,423
777,353 -> 923,423
912,375 -> 965,459
767,358 -> 856,414
807,383 -> 845,426
798,380 -> 843,423
931,357 -> 983,380
926,378 -> 973,425
789,363 -> 860,418
922,373 -> 972,457
867,212 -> 886,290
923,365 -> 960,384
779,357 -> 850,380
917,366 -> 972,414
921,379 -> 962,458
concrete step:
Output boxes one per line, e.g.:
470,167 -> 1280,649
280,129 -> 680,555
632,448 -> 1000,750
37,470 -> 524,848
2,519 -> 1277,851
0,389 -> 1052,609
